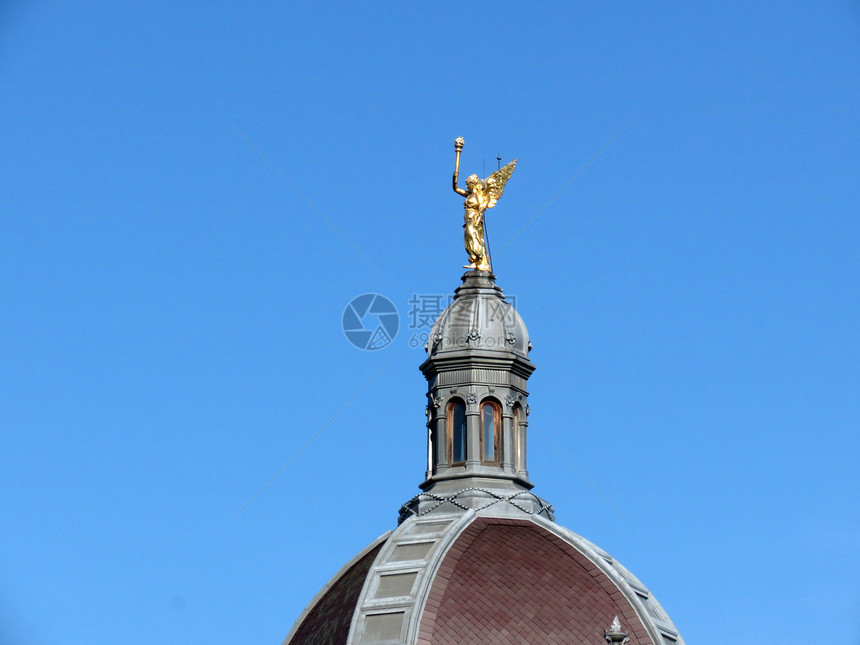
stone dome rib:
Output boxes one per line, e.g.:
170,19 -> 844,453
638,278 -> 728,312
284,533 -> 389,645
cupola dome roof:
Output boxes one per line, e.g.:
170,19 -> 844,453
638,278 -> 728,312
426,271 -> 529,358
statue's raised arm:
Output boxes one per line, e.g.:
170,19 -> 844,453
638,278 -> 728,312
451,136 -> 517,271
452,137 -> 468,196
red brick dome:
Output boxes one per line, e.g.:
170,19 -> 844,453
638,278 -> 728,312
284,513 -> 684,645
418,518 -> 652,645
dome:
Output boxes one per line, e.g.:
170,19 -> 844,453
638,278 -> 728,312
426,271 -> 529,358
282,262 -> 686,645
284,511 -> 685,645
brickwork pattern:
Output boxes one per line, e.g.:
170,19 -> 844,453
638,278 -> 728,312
289,544 -> 383,645
416,518 -> 653,645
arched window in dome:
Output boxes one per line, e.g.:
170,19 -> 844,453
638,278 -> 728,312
448,400 -> 467,465
513,404 -> 525,472
480,400 -> 500,464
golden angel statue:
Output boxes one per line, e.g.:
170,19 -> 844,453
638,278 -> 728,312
452,137 -> 517,271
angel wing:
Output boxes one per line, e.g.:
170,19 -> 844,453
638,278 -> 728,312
484,159 -> 517,209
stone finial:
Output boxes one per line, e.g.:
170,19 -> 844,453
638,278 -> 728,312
604,616 -> 630,644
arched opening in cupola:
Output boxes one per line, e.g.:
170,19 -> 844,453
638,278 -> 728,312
447,399 -> 467,465
480,399 -> 501,464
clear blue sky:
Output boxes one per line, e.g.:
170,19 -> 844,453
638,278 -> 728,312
2,2 -> 859,644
